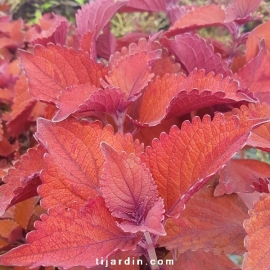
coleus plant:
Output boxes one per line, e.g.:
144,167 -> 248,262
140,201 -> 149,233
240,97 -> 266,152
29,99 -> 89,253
0,0 -> 270,269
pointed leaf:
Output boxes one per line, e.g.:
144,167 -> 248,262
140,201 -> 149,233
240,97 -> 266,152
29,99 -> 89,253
246,20 -> 270,61
123,0 -> 166,12
159,185 -> 248,254
243,194 -> 270,269
167,250 -> 240,270
106,49 -> 160,98
76,0 -> 127,37
100,143 -> 158,221
215,159 -> 270,196
135,69 -> 254,126
35,118 -> 143,210
0,145 -> 46,215
31,21 -> 68,47
0,196 -> 139,268
7,76 -> 37,136
77,87 -> 126,117
142,113 -> 267,217
118,197 -> 166,236
53,84 -> 98,121
229,103 -> 270,151
226,0 -> 262,21
165,5 -> 226,37
19,44 -> 107,103
163,34 -> 231,76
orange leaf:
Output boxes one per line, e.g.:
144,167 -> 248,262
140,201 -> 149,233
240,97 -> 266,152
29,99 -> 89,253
0,196 -> 139,268
243,194 -> 270,269
135,69 -> 254,126
0,219 -> 18,238
19,44 -> 107,103
159,185 -> 248,254
14,197 -> 39,230
101,144 -> 165,235
142,113 -> 267,218
35,118 -> 143,210
229,103 -> 270,151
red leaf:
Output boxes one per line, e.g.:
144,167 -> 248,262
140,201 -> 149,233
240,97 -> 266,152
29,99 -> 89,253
243,194 -> 270,269
237,44 -> 270,104
134,70 -> 254,126
151,48 -> 181,76
142,113 -> 267,218
77,87 -> 126,117
53,84 -> 98,121
165,5 -> 226,37
0,196 -> 139,268
101,143 -> 165,235
118,197 -> 166,236
122,0 -> 166,12
19,44 -> 107,103
106,49 -> 161,98
246,20 -> 270,62
159,185 -> 248,254
26,14 -> 68,44
162,34 -> 231,76
35,118 -> 143,210
97,28 -> 116,61
31,21 -> 68,47
0,145 -> 46,215
253,177 -> 270,193
80,31 -> 97,59
167,250 -> 240,270
229,103 -> 270,152
215,159 -> 270,196
76,0 -> 127,37
7,76 -> 37,136
225,0 -> 262,21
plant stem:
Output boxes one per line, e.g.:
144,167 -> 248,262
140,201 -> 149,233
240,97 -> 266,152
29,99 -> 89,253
144,231 -> 159,270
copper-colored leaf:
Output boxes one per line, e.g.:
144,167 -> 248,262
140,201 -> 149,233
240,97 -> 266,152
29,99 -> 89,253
159,185 -> 248,254
53,84 -> 98,121
106,49 -> 160,98
0,196 -> 139,268
14,197 -> 39,230
229,103 -> 270,151
163,34 -> 231,76
0,145 -> 46,215
135,70 -> 253,126
35,118 -> 143,210
243,194 -> 270,269
215,159 -> 270,195
142,113 -> 267,218
167,250 -> 240,270
0,219 -> 18,238
19,44 -> 107,103
101,144 -> 165,235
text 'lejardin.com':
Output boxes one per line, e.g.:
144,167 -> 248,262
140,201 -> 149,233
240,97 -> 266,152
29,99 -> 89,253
96,257 -> 174,267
